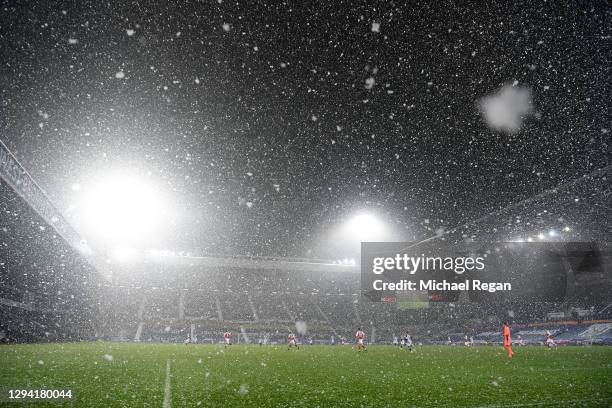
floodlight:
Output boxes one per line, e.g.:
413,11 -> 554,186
345,213 -> 385,241
76,172 -> 167,245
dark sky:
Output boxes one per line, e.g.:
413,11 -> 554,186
0,0 -> 610,257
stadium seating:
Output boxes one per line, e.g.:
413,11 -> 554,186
0,181 -> 100,343
2,177 -> 611,346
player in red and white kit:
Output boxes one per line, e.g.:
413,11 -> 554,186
355,327 -> 367,352
223,330 -> 233,346
545,330 -> 556,349
287,333 -> 299,349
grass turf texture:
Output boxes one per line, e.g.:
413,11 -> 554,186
0,343 -> 610,407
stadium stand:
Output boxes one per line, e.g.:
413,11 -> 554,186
0,180 -> 100,343
1,143 -> 610,346
88,258 -> 612,346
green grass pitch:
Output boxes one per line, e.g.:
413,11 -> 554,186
0,343 -> 610,407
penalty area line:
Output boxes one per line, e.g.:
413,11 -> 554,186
163,359 -> 172,408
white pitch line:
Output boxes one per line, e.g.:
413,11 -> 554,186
163,359 -> 172,408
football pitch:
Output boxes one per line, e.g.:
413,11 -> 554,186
0,343 -> 610,407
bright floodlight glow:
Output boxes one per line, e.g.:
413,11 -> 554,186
548,229 -> 557,237
345,213 -> 385,241
77,173 -> 166,245
109,246 -> 139,263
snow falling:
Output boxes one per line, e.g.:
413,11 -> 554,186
0,1 -> 610,406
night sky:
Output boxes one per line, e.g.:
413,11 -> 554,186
0,1 -> 610,258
